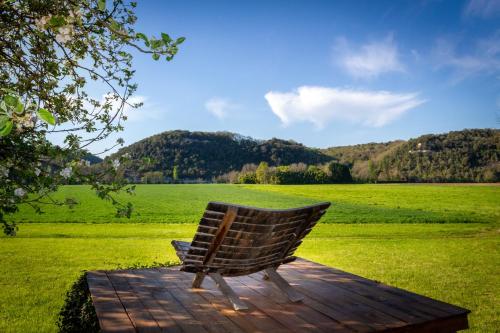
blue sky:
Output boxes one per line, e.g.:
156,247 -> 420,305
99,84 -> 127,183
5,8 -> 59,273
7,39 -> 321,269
91,0 -> 500,154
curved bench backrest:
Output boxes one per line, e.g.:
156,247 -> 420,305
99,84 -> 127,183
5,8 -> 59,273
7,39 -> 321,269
181,201 -> 331,276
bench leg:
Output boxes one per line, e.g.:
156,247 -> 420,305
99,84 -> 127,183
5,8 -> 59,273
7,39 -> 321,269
209,273 -> 249,311
264,267 -> 304,303
192,272 -> 206,288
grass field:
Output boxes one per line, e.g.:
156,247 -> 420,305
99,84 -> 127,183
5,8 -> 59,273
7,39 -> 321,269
0,184 -> 499,332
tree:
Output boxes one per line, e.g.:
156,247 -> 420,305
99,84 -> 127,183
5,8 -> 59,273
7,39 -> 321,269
368,160 -> 378,183
0,0 -> 185,235
256,162 -> 270,184
326,161 -> 352,183
172,165 -> 179,183
141,171 -> 164,184
239,172 -> 257,184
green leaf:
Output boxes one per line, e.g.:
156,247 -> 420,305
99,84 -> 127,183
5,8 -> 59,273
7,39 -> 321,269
15,100 -> 24,114
98,0 -> 106,11
0,120 -> 13,137
48,16 -> 66,28
109,19 -> 121,32
150,39 -> 163,49
0,115 -> 8,128
161,33 -> 172,44
37,108 -> 56,125
152,53 -> 160,61
3,95 -> 17,107
175,37 -> 186,45
135,33 -> 150,47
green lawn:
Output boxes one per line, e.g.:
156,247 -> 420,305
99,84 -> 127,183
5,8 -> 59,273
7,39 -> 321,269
1,184 -> 499,332
8,184 -> 500,224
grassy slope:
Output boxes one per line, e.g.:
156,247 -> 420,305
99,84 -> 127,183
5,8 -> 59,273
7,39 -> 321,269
7,184 -> 500,224
0,184 -> 499,332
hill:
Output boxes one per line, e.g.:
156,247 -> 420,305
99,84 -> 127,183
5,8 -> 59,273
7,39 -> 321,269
322,129 -> 499,182
111,130 -> 332,181
108,128 -> 499,183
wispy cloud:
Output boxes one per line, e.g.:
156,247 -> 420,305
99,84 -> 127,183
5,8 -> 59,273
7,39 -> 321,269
433,31 -> 500,82
205,97 -> 238,119
265,86 -> 425,128
464,0 -> 500,18
333,35 -> 404,79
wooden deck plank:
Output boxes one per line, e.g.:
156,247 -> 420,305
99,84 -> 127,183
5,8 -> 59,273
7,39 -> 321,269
284,265 -> 439,325
135,269 -> 211,333
236,273 -> 353,333
123,270 -> 184,333
289,259 -> 469,317
86,271 -> 136,333
106,271 -> 162,333
174,272 -> 292,333
179,280 -> 265,333
225,276 -> 321,333
87,258 -> 470,333
166,277 -> 243,333
154,266 -> 278,333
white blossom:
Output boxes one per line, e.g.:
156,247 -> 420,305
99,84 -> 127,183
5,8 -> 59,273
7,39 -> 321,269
34,168 -> 41,176
35,15 -> 50,30
18,114 -> 34,129
69,9 -> 82,19
56,25 -> 73,44
14,188 -> 26,197
112,159 -> 120,170
60,167 -> 72,179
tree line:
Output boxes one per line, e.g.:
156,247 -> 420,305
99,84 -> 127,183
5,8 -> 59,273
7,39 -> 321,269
215,161 -> 352,184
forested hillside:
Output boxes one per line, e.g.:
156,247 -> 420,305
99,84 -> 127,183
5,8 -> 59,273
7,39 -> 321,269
107,128 -> 499,183
369,129 -> 499,182
111,130 -> 332,181
323,129 -> 499,182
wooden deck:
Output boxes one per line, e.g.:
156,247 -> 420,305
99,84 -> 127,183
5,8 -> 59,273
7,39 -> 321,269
87,258 -> 470,333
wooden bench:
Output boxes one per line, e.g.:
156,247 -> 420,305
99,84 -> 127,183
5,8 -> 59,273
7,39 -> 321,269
171,201 -> 331,310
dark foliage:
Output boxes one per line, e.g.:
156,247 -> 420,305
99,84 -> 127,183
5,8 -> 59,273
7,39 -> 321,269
57,273 -> 99,333
326,162 -> 353,183
83,153 -> 103,165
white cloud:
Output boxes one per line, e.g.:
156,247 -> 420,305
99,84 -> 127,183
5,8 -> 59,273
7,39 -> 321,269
333,35 -> 404,79
433,32 -> 500,82
205,97 -> 237,119
265,86 -> 425,128
464,0 -> 500,18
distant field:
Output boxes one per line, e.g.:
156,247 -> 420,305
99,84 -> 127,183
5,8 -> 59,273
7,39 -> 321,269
0,184 -> 499,332
7,184 -> 500,224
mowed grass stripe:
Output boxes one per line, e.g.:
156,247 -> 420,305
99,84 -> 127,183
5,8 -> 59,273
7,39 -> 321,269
7,184 -> 500,224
